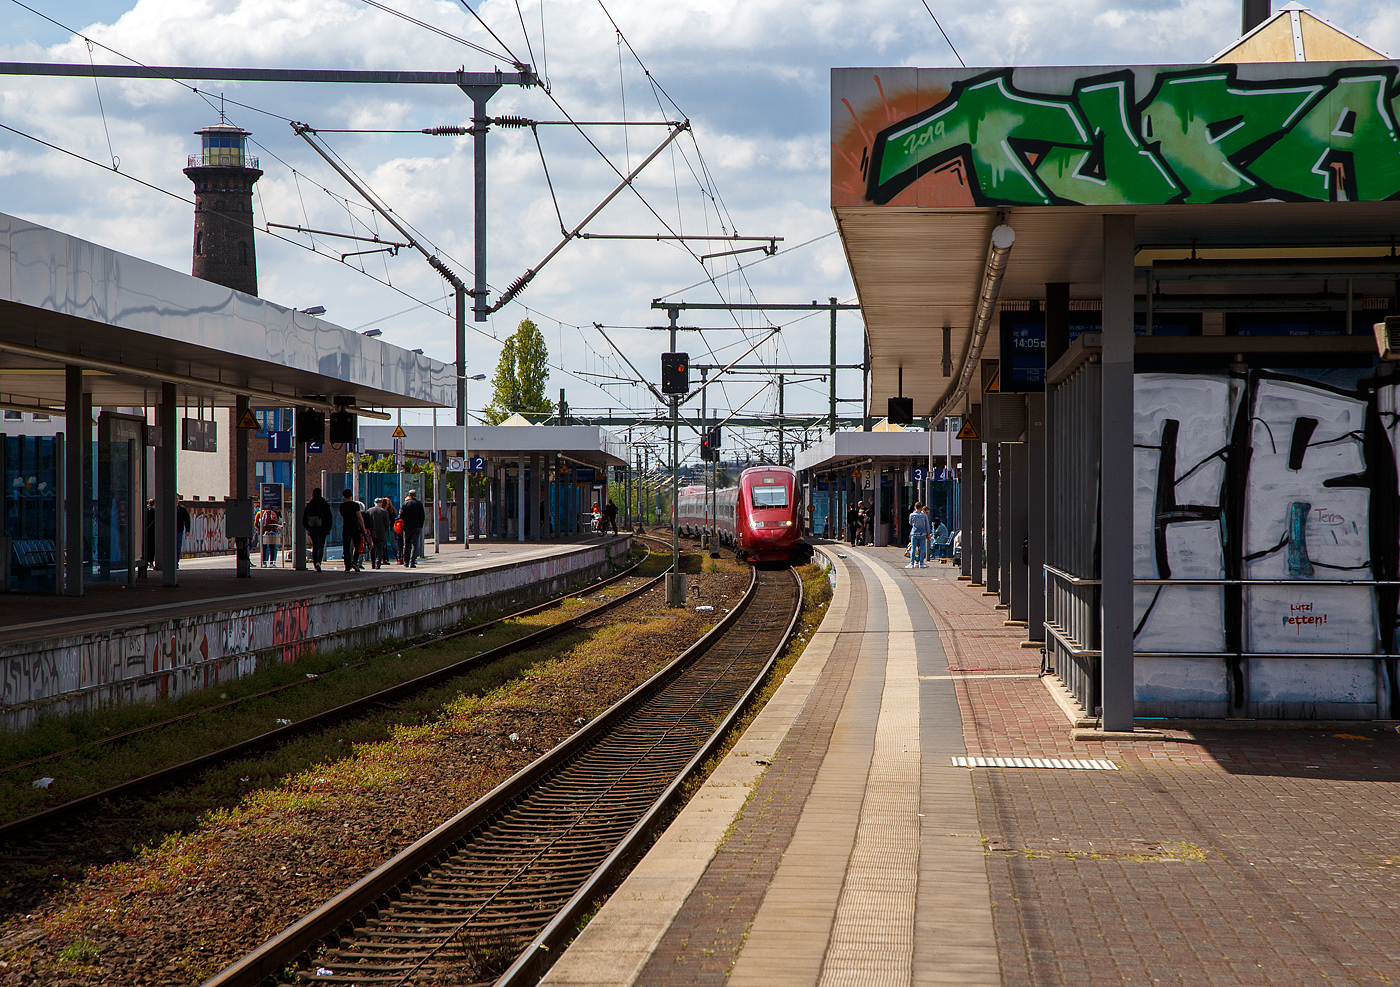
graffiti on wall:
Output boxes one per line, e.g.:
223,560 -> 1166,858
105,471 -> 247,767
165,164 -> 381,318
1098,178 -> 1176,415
834,63 -> 1400,207
1133,369 -> 1400,708
184,503 -> 233,556
272,599 -> 312,663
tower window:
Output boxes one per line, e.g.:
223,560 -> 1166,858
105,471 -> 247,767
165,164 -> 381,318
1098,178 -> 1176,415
239,241 -> 248,266
196,232 -> 203,255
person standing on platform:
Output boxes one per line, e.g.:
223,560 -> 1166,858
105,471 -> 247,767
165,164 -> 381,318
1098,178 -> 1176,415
400,489 -> 425,568
257,503 -> 280,567
845,501 -> 859,543
932,516 -> 949,560
365,497 -> 392,569
339,488 -> 365,572
603,499 -> 618,536
176,496 -> 191,567
907,500 -> 931,568
302,487 -> 334,572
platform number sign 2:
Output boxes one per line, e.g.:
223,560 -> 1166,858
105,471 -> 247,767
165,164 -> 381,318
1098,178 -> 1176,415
469,457 -> 486,472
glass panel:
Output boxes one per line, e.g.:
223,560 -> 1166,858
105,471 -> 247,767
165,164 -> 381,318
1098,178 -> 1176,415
90,440 -> 136,582
4,435 -> 58,592
752,485 -> 789,509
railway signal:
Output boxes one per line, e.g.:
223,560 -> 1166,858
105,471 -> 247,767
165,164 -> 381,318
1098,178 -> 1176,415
661,352 -> 690,394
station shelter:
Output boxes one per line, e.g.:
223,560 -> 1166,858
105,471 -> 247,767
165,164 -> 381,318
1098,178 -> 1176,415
833,22 -> 1400,726
359,420 -> 630,542
794,427 -> 958,547
0,211 -> 452,594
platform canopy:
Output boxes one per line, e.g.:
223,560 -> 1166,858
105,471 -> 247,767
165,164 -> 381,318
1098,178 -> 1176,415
794,429 -> 954,474
361,423 -> 630,469
0,211 -> 454,414
832,57 -> 1400,420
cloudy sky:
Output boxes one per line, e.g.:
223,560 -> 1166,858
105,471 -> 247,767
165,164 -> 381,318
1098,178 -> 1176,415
1,0 -> 1395,456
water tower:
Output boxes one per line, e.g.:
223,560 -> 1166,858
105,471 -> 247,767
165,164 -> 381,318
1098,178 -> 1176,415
184,122 -> 264,296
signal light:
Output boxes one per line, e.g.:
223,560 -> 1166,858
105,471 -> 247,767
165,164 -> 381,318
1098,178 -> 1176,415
661,352 -> 689,394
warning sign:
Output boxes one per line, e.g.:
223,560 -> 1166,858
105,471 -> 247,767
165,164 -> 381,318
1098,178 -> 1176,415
955,418 -> 981,441
391,424 -> 407,439
236,409 -> 260,430
982,368 -> 1000,394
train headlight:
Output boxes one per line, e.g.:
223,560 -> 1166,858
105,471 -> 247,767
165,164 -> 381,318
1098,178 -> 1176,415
783,520 -> 793,527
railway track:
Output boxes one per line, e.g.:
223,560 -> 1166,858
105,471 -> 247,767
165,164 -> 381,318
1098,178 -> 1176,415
205,565 -> 803,987
0,549 -> 657,845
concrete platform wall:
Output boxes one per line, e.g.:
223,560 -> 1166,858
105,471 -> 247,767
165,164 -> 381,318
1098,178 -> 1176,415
0,538 -> 631,732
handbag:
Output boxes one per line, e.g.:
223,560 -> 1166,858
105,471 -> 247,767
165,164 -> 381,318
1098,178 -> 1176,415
394,518 -> 404,535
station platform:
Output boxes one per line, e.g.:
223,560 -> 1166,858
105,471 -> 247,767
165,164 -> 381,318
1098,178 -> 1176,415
1,535 -> 631,732
544,542 -> 1400,987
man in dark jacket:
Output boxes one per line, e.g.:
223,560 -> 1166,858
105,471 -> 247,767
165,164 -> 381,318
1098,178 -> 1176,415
339,488 -> 365,572
845,502 -> 859,544
302,487 -> 335,571
365,498 -> 393,569
603,500 -> 618,536
399,489 -> 426,568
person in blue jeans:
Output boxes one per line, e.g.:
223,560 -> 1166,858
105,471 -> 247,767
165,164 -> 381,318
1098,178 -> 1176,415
399,489 -> 426,568
907,501 -> 931,568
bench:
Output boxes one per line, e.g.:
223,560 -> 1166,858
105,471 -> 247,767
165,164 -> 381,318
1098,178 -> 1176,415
12,539 -> 55,570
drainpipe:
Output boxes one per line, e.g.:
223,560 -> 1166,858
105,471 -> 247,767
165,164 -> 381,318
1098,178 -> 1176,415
932,224 -> 1016,424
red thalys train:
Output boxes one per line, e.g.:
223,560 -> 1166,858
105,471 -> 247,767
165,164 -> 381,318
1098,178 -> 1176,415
677,465 -> 810,563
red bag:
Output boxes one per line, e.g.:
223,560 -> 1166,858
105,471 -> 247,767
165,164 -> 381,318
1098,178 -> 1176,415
394,518 -> 404,535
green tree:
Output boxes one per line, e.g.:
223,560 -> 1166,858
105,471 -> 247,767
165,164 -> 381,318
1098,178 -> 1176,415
483,319 -> 551,424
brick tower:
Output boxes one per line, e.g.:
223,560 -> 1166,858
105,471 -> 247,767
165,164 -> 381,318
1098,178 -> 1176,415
184,123 -> 263,296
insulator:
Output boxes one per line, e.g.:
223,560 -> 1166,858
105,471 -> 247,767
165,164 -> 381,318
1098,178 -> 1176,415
493,115 -> 533,129
422,126 -> 472,136
505,272 -> 532,296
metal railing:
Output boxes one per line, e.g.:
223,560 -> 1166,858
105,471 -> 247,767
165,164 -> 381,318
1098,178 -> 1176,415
187,152 -> 259,168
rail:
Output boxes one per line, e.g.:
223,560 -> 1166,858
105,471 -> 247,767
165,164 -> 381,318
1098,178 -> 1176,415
203,565 -> 802,987
0,551 -> 653,844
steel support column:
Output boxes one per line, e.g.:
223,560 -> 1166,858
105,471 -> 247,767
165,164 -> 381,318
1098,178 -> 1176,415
1101,214 -> 1136,732
530,453 -> 542,540
235,395 -> 251,577
517,455 -> 525,542
1009,442 -> 1029,622
63,365 -> 83,596
985,443 -> 1000,596
1025,393 -> 1046,640
293,414 -> 308,570
456,284 -> 467,543
157,383 -> 178,586
1001,448 -> 1013,605
967,408 -> 983,584
872,457 -> 884,547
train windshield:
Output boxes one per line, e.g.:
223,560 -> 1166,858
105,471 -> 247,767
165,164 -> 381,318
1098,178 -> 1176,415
751,485 -> 789,509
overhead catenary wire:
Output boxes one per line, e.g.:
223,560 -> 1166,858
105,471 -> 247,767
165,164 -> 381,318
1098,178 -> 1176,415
919,0 -> 966,68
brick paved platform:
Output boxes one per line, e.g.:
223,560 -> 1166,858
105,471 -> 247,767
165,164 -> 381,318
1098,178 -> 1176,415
541,543 -> 1400,987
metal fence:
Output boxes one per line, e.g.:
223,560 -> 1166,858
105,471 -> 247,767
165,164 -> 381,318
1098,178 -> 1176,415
1046,354 -> 1101,713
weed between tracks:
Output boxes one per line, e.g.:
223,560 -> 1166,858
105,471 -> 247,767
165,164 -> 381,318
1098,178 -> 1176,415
0,548 -> 748,987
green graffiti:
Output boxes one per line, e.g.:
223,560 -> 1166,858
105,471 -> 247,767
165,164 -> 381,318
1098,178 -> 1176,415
874,74 -> 1089,205
865,65 -> 1400,207
1250,74 -> 1400,201
1140,72 -> 1323,203
1038,78 -> 1180,206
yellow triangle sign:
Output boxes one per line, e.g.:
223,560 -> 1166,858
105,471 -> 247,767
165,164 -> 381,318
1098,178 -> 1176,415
983,368 -> 1000,394
391,424 -> 408,439
236,408 -> 260,430
955,418 -> 981,442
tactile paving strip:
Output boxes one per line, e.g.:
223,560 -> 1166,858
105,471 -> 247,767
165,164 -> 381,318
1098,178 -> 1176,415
953,756 -> 1118,770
